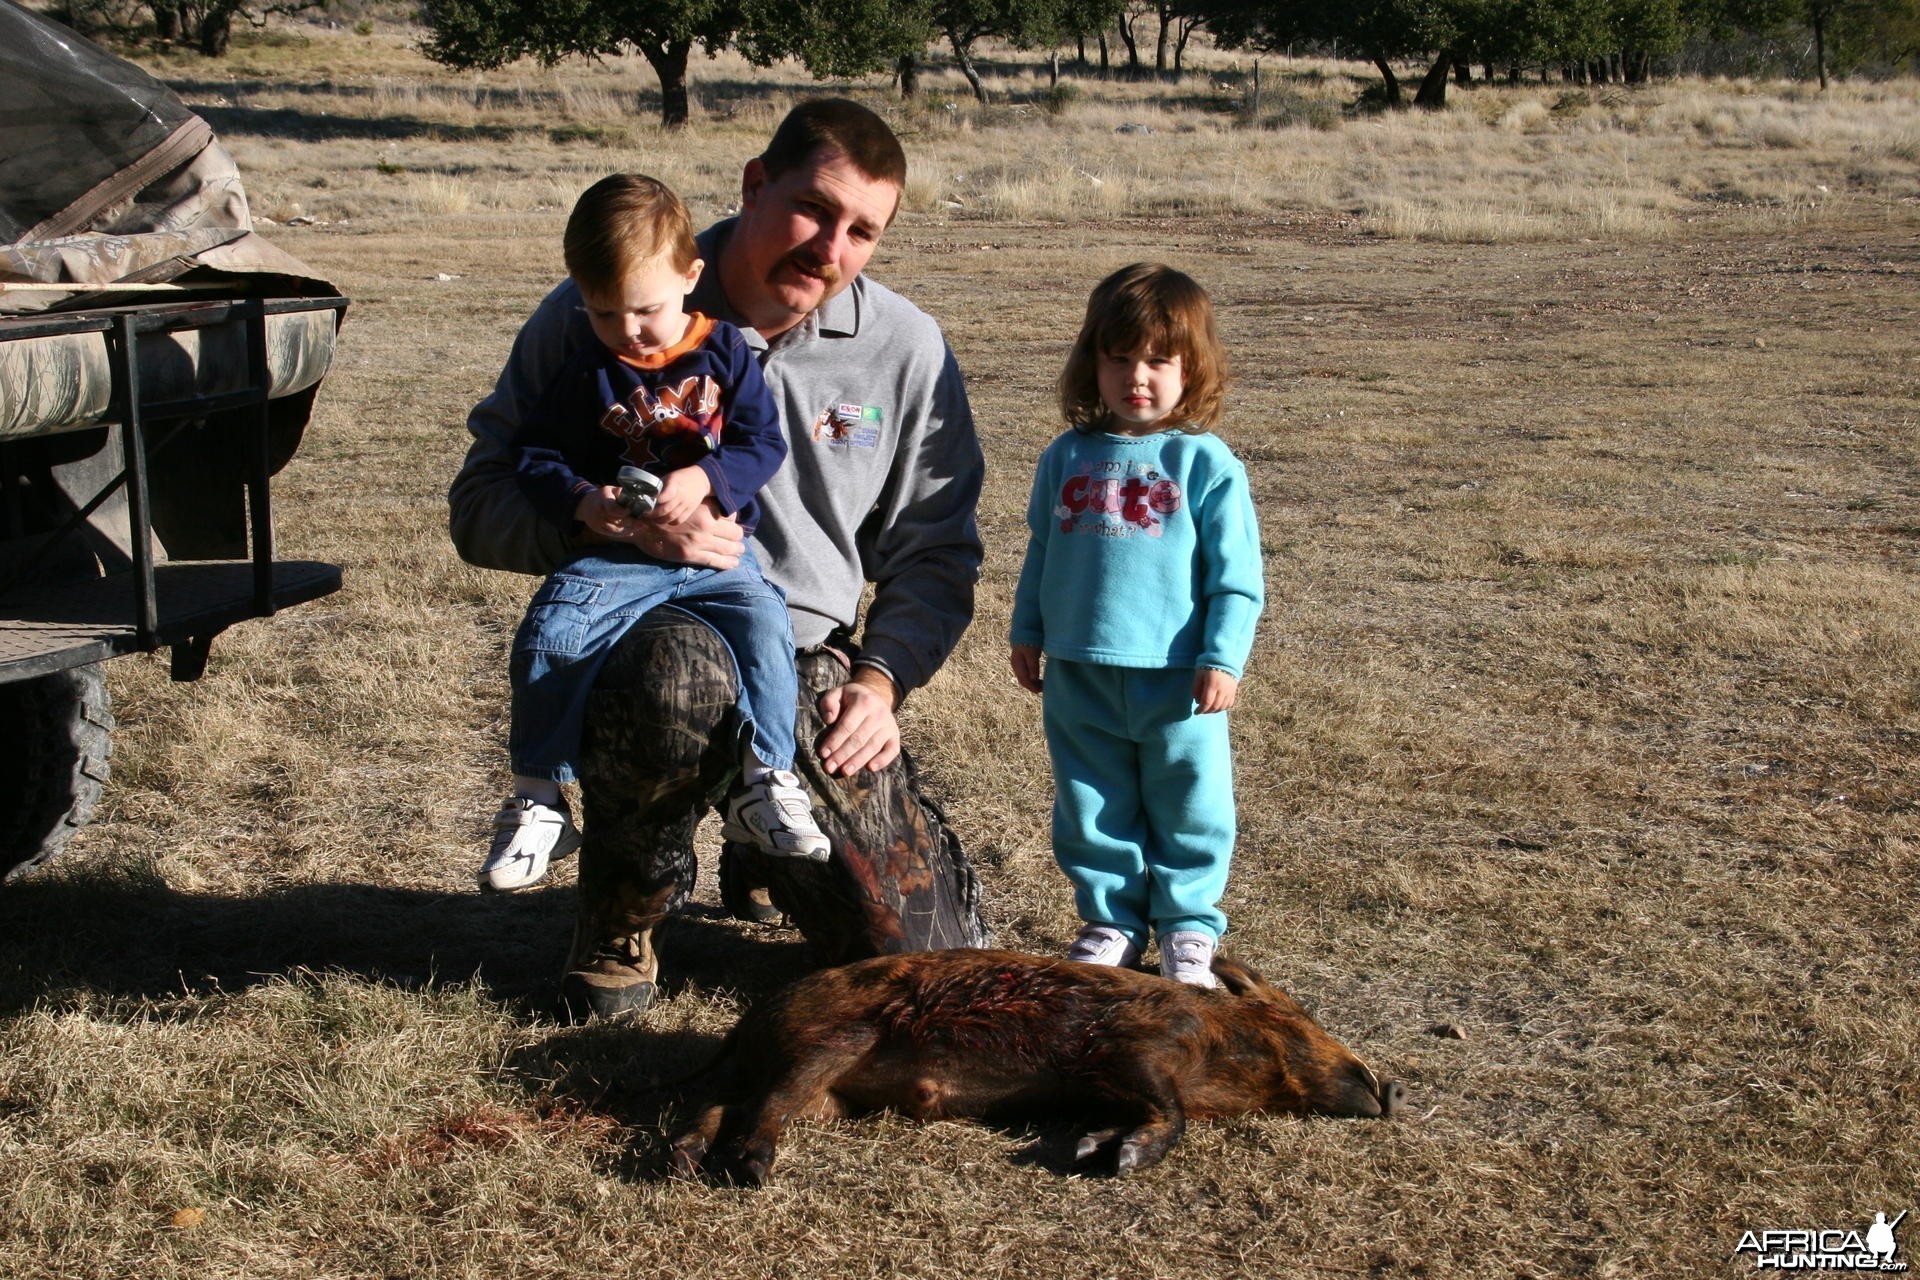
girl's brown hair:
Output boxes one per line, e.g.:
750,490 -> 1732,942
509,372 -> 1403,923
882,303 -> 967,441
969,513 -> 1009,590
563,174 -> 698,294
1059,262 -> 1228,433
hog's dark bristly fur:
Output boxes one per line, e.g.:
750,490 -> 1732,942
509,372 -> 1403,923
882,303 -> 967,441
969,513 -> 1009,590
669,948 -> 1403,1185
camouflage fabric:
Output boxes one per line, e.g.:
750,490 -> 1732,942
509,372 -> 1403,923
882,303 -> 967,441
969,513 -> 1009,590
565,608 -> 988,1018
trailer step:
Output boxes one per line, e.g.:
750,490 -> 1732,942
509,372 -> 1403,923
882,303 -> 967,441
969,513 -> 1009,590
0,558 -> 341,682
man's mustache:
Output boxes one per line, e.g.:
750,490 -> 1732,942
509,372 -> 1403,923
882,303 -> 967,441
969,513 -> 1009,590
775,252 -> 841,287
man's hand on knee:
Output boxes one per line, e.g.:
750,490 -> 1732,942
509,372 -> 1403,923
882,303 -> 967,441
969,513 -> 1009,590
816,666 -> 902,776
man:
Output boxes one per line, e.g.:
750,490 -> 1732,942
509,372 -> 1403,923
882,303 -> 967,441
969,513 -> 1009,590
449,99 -> 988,1015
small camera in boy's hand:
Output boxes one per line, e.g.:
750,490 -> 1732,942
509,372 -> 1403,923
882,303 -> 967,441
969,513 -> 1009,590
616,465 -> 664,518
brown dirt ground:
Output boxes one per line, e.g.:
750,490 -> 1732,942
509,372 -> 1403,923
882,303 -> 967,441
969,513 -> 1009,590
3,173 -> 1914,1277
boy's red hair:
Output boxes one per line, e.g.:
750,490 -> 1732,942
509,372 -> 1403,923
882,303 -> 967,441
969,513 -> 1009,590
563,174 -> 698,293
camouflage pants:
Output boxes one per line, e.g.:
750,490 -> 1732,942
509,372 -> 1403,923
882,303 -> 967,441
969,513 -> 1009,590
564,608 -> 989,1017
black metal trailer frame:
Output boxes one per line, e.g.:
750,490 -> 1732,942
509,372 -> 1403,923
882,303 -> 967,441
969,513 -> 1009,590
0,293 -> 347,685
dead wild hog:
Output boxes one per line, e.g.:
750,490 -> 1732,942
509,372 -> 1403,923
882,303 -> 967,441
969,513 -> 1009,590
669,948 -> 1403,1184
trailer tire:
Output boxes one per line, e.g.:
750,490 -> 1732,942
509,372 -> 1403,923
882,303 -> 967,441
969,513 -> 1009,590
0,665 -> 113,883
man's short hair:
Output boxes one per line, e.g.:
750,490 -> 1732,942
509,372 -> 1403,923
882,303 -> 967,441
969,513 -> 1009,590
563,173 -> 698,294
760,98 -> 907,193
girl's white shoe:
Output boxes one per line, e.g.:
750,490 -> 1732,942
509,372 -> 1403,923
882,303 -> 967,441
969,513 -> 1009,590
1158,930 -> 1219,988
1066,924 -> 1142,968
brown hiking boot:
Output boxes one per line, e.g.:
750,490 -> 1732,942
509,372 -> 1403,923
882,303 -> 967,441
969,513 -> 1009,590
719,842 -> 785,926
560,933 -> 656,1022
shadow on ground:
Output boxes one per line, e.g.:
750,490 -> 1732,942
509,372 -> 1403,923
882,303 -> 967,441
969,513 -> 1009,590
169,73 -> 824,146
0,867 -> 1152,1183
0,862 -> 814,1018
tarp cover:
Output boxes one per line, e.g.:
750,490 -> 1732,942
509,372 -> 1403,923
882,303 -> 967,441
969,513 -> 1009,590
0,0 -> 213,244
0,0 -> 340,441
0,0 -> 330,305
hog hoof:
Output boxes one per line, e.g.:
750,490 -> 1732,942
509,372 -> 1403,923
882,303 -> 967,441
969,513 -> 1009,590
1113,1121 -> 1180,1176
739,1143 -> 775,1186
1072,1127 -> 1123,1167
667,1141 -> 709,1181
716,1141 -> 775,1187
668,1128 -> 714,1182
1113,1139 -> 1156,1177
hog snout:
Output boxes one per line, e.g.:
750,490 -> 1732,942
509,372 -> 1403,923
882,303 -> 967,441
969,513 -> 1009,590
1309,1062 -> 1403,1119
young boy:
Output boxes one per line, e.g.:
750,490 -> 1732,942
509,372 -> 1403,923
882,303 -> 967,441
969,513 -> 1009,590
479,173 -> 828,893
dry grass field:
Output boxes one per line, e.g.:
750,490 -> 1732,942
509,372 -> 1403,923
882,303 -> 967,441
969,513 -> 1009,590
3,20 -> 1917,1279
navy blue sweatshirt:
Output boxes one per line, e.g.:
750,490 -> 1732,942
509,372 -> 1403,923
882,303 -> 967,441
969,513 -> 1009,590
512,313 -> 785,535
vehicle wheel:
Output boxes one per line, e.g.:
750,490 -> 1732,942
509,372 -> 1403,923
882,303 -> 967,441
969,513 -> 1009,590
0,665 -> 113,883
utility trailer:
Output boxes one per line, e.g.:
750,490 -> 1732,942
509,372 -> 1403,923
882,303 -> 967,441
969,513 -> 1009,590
1,0 -> 347,879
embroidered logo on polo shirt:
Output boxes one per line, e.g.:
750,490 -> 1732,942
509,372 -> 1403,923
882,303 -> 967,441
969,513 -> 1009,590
810,402 -> 883,449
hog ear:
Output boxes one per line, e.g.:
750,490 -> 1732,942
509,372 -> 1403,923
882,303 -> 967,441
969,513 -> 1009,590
1213,954 -> 1270,997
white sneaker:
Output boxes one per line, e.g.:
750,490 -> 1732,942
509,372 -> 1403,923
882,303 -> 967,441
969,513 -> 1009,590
477,797 -> 581,892
1159,930 -> 1219,988
721,770 -> 830,862
1067,924 -> 1141,968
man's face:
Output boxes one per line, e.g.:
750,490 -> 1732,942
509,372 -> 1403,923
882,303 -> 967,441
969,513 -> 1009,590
578,254 -> 703,362
727,147 -> 899,337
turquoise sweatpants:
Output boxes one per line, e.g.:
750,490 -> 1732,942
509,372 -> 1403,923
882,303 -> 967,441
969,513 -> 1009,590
1042,657 -> 1234,945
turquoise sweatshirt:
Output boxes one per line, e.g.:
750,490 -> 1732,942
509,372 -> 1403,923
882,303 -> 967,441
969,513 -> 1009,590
1009,428 -> 1264,678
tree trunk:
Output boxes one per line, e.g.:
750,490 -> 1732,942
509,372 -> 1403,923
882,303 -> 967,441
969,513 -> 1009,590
1371,53 -> 1403,107
897,51 -> 919,97
1049,49 -> 1059,88
1117,10 -> 1140,77
1414,52 -> 1451,108
152,0 -> 180,41
1076,34 -> 1086,68
1098,31 -> 1109,76
641,40 -> 692,126
1175,17 -> 1195,76
948,27 -> 987,102
1453,60 -> 1472,87
196,5 -> 233,56
1154,0 -> 1170,76
1813,10 -> 1828,88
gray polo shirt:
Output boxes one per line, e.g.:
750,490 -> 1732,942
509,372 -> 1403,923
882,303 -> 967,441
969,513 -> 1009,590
449,220 -> 984,697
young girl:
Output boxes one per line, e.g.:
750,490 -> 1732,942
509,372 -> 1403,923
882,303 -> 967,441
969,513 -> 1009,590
1009,263 -> 1264,986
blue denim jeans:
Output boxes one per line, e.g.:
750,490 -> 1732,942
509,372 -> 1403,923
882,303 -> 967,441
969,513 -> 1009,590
508,545 -> 797,783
